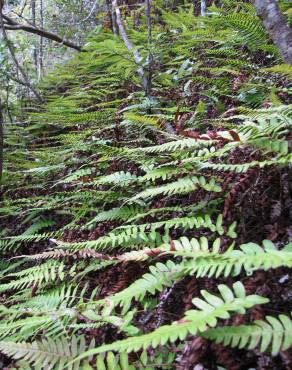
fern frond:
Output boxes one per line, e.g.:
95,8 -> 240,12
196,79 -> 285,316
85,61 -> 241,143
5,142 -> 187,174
202,314 -> 292,356
180,239 -> 292,277
129,176 -> 221,202
0,336 -> 93,370
75,282 -> 268,359
0,261 -> 66,292
95,260 -> 183,313
138,138 -> 216,153
261,64 -> 292,78
199,154 -> 292,173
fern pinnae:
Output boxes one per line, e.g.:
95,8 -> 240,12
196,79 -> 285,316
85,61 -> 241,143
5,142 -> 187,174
202,314 -> 292,356
0,336 -> 93,370
74,282 -> 268,361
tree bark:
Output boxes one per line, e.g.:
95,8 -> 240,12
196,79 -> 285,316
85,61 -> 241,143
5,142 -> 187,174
253,0 -> 292,64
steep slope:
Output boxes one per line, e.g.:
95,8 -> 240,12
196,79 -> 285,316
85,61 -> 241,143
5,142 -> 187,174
0,3 -> 291,369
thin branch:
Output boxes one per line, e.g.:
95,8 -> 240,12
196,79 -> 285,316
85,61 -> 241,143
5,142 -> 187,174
19,0 -> 28,17
2,14 -> 82,51
0,8 -> 44,102
82,0 -> 99,22
112,0 -> 148,92
6,73 -> 28,87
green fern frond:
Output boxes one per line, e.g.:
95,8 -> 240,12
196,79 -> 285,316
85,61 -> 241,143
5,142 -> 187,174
261,64 -> 292,78
95,260 -> 183,314
85,205 -> 144,228
0,336 -> 93,370
221,13 -> 268,49
129,176 -> 221,202
202,314 -> 292,356
93,171 -> 138,186
75,282 -> 268,360
181,239 -> 292,277
0,261 -> 67,292
138,138 -> 216,153
199,154 -> 292,173
124,113 -> 162,129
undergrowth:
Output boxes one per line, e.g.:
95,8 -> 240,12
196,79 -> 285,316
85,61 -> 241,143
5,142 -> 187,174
0,2 -> 291,369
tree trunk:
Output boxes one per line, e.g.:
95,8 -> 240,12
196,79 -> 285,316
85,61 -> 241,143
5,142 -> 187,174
146,0 -> 153,97
39,0 -> 44,79
253,0 -> 292,64
0,96 -> 3,183
106,0 -> 117,35
31,0 -> 38,77
201,0 -> 206,16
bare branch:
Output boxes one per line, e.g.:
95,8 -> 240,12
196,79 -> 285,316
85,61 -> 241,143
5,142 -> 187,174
2,14 -> 82,51
0,7 -> 44,102
82,0 -> 99,22
112,0 -> 148,92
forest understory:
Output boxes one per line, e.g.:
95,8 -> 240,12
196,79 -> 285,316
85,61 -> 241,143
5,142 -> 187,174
0,1 -> 292,369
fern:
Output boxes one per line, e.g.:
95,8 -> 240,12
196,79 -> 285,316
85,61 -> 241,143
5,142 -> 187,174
261,64 -> 292,78
95,260 -> 183,314
199,154 -> 292,173
220,13 -> 268,49
0,261 -> 67,292
138,138 -> 216,153
129,176 -> 222,202
94,239 -> 290,313
0,336 -> 93,370
203,314 -> 292,356
75,282 -> 268,359
1,2 -> 291,367
180,239 -> 292,277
